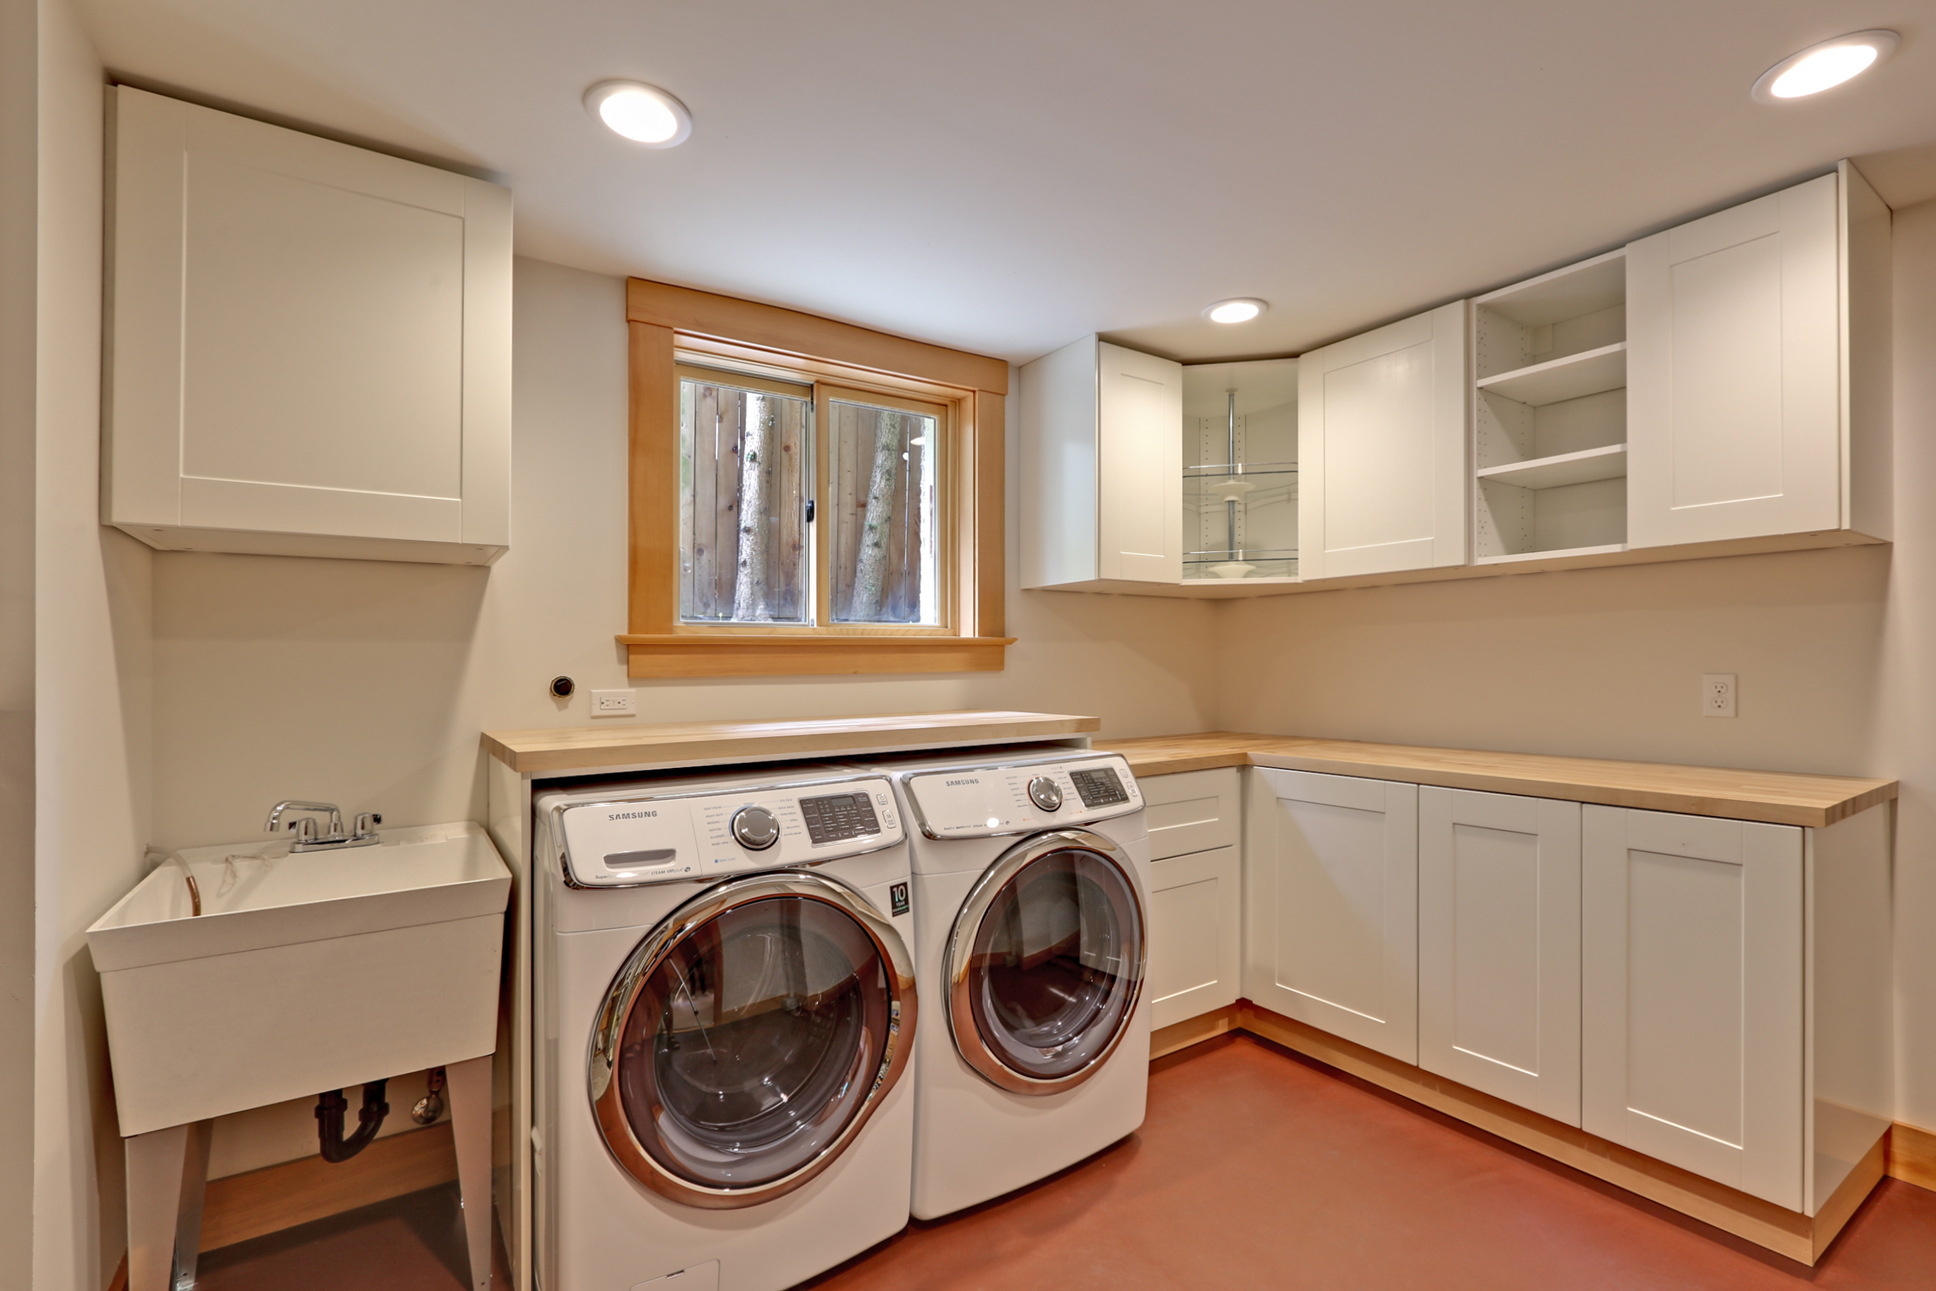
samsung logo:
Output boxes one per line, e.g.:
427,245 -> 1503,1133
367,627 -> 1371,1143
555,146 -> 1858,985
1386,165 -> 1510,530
944,778 -> 980,786
609,809 -> 658,820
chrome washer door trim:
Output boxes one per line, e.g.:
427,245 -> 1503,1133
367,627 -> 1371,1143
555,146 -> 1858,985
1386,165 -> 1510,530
944,829 -> 1146,1096
587,871 -> 917,1209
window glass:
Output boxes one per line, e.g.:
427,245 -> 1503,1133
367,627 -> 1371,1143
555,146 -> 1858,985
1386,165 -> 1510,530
679,373 -> 811,623
826,397 -> 940,624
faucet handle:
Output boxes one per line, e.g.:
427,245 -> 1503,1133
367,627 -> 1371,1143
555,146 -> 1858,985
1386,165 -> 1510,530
352,812 -> 383,841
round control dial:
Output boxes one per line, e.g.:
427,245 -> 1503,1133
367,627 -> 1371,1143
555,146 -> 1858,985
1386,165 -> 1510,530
730,805 -> 782,851
1027,776 -> 1064,812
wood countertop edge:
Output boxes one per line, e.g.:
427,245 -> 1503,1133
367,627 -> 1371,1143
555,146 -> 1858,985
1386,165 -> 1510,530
1096,733 -> 1898,829
483,711 -> 1101,776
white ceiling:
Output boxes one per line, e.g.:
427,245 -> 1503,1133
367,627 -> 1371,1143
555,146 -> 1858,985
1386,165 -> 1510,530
77,0 -> 1936,363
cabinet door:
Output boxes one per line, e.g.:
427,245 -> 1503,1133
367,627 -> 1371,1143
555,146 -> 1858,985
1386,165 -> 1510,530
108,87 -> 512,563
1245,768 -> 1418,1062
1146,844 -> 1241,1030
1626,173 -> 1840,548
1581,806 -> 1803,1209
1418,788 -> 1580,1125
1097,342 -> 1183,581
1297,301 -> 1466,579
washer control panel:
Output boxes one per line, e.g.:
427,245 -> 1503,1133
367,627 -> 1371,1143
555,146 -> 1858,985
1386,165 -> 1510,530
555,777 -> 900,887
902,755 -> 1142,839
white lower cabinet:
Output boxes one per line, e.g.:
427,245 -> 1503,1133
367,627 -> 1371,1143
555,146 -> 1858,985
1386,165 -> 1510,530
1581,805 -> 1805,1209
1417,788 -> 1581,1126
1244,768 -> 1418,1063
1140,769 -> 1242,1030
1147,846 -> 1241,1029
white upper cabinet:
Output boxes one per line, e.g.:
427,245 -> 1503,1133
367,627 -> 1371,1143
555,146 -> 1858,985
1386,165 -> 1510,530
1626,164 -> 1890,550
107,88 -> 512,564
1298,301 -> 1468,579
1020,336 -> 1182,588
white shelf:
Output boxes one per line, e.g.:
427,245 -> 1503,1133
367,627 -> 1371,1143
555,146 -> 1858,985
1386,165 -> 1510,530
1478,342 -> 1627,407
1478,444 -> 1627,491
1475,542 -> 1628,566
1476,248 -> 1626,327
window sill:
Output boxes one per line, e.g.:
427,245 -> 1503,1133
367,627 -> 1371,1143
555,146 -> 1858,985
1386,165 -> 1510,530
617,634 -> 1016,678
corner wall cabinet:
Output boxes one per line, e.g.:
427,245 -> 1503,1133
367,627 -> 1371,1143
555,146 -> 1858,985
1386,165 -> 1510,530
1141,768 -> 1243,1030
107,87 -> 513,565
1019,336 -> 1182,590
1018,160 -> 1890,600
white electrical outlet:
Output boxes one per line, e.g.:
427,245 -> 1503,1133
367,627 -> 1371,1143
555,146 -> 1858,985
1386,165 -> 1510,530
591,689 -> 638,718
1702,673 -> 1737,718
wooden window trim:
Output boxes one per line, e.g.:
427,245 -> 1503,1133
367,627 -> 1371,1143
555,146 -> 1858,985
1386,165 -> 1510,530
624,278 -> 1011,678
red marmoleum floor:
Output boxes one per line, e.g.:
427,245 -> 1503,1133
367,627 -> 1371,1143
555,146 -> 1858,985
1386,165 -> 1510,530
199,1033 -> 1936,1290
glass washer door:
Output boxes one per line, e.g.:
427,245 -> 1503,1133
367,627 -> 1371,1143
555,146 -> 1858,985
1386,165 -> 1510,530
588,872 -> 917,1209
946,829 -> 1146,1095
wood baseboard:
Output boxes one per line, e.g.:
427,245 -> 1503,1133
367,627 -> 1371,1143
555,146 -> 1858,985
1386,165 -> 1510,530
1150,1003 -> 1241,1059
1150,1001 -> 1885,1266
1885,1119 -> 1936,1191
198,1123 -> 459,1253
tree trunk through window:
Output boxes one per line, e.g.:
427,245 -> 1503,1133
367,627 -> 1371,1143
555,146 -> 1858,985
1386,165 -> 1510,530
733,393 -> 773,619
850,410 -> 902,619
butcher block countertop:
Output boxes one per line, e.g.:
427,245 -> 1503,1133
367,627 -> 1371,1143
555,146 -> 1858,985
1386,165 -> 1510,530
1095,732 -> 1896,829
482,710 -> 1100,777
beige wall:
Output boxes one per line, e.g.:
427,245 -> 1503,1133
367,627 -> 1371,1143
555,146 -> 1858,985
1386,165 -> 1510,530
1218,195 -> 1936,1129
147,257 -> 1222,1176
2,0 -> 39,1279
33,0 -> 154,1287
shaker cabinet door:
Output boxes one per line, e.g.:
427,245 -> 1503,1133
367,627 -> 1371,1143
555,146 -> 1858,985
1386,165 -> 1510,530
1245,768 -> 1418,1062
108,87 -> 512,564
1581,806 -> 1804,1210
1297,301 -> 1467,579
1625,173 -> 1840,548
1097,342 -> 1183,582
1418,788 -> 1581,1126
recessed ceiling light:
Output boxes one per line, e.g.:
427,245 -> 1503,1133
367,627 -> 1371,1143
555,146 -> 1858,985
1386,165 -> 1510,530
1752,30 -> 1898,103
585,80 -> 692,147
1204,298 -> 1267,324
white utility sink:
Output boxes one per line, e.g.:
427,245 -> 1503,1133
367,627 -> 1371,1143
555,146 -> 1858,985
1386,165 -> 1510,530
88,822 -> 511,1137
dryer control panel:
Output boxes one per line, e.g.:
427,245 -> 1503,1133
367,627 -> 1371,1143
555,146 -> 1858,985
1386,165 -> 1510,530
901,754 -> 1143,839
553,777 -> 902,887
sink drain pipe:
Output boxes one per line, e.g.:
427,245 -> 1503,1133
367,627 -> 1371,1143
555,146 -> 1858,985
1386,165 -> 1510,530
316,1080 -> 390,1163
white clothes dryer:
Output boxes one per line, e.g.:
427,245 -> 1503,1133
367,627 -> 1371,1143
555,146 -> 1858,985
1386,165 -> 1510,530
868,749 -> 1150,1220
532,767 -> 918,1291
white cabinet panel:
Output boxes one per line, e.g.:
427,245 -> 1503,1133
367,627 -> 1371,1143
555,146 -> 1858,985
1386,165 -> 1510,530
1297,301 -> 1467,579
1020,337 -> 1181,588
1582,806 -> 1803,1210
1627,170 -> 1871,549
1418,789 -> 1581,1125
107,87 -> 512,565
1146,844 -> 1241,1029
1140,767 -> 1240,861
1245,768 -> 1417,1062
1098,343 -> 1183,581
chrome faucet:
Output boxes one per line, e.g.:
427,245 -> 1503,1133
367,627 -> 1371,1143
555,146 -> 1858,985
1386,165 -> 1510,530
264,801 -> 383,852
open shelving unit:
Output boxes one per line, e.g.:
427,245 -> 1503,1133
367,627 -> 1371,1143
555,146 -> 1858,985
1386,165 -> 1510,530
1471,248 -> 1629,563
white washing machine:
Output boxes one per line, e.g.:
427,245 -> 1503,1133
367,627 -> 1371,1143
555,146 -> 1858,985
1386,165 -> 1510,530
870,748 -> 1151,1219
532,766 -> 918,1291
